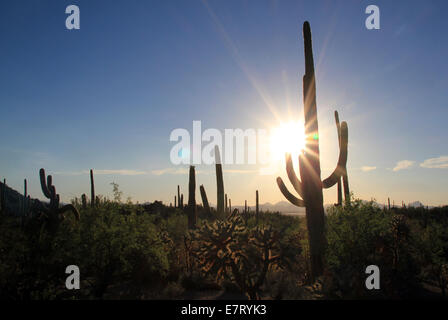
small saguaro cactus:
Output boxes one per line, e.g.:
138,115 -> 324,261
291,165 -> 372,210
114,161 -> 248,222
215,146 -> 225,215
177,185 -> 181,208
175,195 -> 177,208
90,169 -> 95,207
180,194 -> 184,208
22,179 -> 30,216
225,194 -> 228,214
81,194 -> 87,209
187,166 -> 197,229
1,179 -> 6,214
276,22 -> 349,280
39,168 -> 80,230
256,190 -> 259,225
200,185 -> 211,215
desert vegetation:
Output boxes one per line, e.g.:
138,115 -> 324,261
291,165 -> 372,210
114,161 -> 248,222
1,171 -> 448,300
0,21 -> 447,300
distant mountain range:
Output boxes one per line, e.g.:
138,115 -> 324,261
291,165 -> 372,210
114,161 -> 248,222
231,201 -> 306,215
218,200 -> 434,215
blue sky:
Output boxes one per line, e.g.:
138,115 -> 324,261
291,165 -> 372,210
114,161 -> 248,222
0,0 -> 447,206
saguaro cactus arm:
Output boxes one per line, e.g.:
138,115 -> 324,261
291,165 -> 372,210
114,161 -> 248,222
322,121 -> 348,188
39,168 -> 80,221
58,204 -> 80,220
334,111 -> 343,205
40,169 -> 52,199
285,153 -> 304,198
276,177 -> 305,207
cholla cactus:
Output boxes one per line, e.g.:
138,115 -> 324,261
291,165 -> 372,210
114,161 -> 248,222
276,22 -> 349,280
191,211 -> 281,300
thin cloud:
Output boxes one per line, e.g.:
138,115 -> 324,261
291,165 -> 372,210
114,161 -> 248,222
420,156 -> 448,169
95,169 -> 147,176
54,169 -> 147,176
151,168 -> 206,176
224,169 -> 258,174
361,166 -> 376,172
393,160 -> 414,172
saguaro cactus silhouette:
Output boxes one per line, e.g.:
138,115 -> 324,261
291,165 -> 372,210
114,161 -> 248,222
39,168 -> 80,230
225,194 -> 228,214
187,166 -> 197,229
256,190 -> 259,225
177,185 -> 181,208
90,169 -> 95,207
81,194 -> 87,209
276,21 -> 349,280
22,179 -> 30,216
334,111 -> 350,204
200,185 -> 211,214
1,179 -> 6,214
215,146 -> 224,215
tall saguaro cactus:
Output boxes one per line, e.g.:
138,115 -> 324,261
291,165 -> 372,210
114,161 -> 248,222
90,169 -> 95,208
215,146 -> 225,215
187,166 -> 197,229
276,22 -> 349,280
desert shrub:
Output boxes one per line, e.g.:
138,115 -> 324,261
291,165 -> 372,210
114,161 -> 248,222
325,199 -> 420,299
417,222 -> 448,296
0,198 -> 172,299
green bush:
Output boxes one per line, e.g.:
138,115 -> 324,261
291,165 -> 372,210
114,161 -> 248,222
325,199 -> 420,298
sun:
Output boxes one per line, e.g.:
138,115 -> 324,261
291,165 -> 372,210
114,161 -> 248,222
269,121 -> 306,163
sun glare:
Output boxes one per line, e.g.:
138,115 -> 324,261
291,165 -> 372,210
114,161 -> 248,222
269,121 -> 306,163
